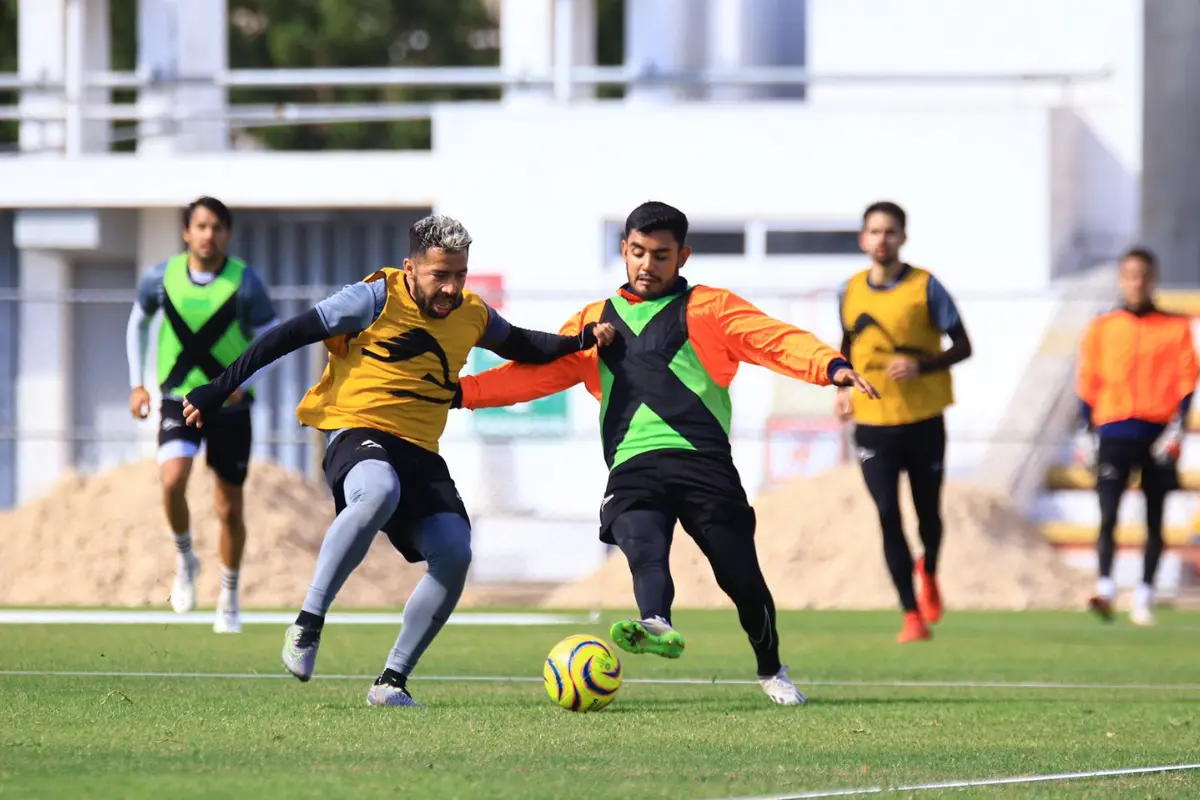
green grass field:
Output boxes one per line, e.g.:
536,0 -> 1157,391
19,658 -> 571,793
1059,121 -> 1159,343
2,609 -> 1199,799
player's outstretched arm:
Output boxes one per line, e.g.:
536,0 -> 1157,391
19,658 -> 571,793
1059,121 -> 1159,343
182,281 -> 382,427
477,305 -> 615,365
456,308 -> 598,410
711,288 -> 879,396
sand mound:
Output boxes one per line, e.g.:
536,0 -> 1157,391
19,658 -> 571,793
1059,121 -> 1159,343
543,465 -> 1092,611
0,459 -> 500,609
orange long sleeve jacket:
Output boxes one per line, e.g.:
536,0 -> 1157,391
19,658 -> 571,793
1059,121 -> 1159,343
1076,304 -> 1199,436
459,283 -> 848,410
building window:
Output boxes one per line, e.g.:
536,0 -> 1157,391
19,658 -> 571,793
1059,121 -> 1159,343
687,230 -> 746,255
765,230 -> 861,256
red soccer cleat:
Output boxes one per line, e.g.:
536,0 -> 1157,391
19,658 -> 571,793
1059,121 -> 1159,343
896,610 -> 932,644
915,556 -> 943,625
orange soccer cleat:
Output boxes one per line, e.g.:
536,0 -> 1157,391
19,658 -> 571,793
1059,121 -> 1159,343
915,556 -> 943,625
896,610 -> 932,644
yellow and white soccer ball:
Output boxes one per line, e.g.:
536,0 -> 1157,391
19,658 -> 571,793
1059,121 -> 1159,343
543,634 -> 623,712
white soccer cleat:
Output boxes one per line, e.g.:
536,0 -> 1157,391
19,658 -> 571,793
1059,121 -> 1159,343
170,552 -> 200,614
282,624 -> 321,682
1130,604 -> 1156,627
213,591 -> 242,634
759,665 -> 807,706
366,682 -> 423,708
1131,585 -> 1157,627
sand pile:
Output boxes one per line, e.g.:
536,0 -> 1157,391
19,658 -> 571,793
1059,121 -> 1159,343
0,459 -> 478,609
543,465 -> 1093,611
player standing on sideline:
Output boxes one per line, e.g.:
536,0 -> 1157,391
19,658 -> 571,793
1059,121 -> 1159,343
835,201 -> 973,644
1075,247 -> 1199,626
455,201 -> 879,706
182,214 -> 614,707
127,196 -> 279,634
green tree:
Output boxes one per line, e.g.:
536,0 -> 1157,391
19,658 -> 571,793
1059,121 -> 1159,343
227,0 -> 499,150
1,0 -> 626,152
0,0 -> 17,146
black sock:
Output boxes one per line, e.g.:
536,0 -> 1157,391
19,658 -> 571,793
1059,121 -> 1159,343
296,610 -> 325,631
375,668 -> 407,688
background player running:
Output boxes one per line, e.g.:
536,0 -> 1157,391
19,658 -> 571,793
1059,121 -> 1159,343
126,196 -> 279,634
836,201 -> 973,644
456,201 -> 878,706
1075,247 -> 1199,626
183,214 -> 613,707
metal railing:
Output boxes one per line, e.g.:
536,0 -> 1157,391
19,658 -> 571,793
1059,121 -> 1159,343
0,65 -> 1117,93
0,65 -> 1116,140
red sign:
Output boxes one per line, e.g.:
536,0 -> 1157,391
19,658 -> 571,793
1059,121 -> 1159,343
468,274 -> 505,310
761,415 -> 851,489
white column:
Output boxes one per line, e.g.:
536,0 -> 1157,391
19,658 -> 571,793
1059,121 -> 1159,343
134,208 -> 183,456
552,0 -> 597,102
20,0 -> 111,155
82,0 -> 112,151
624,0 -> 706,104
18,0 -> 66,154
15,252 -> 72,503
502,0 -> 555,104
138,0 -> 229,154
707,0 -> 749,102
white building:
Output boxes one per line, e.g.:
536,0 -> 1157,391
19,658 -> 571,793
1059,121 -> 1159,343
0,0 -> 1158,583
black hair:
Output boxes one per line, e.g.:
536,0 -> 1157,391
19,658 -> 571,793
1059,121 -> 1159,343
1121,246 -> 1158,276
183,196 -> 232,230
862,200 -> 907,231
623,201 -> 689,247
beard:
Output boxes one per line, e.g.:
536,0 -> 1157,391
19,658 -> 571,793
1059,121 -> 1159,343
413,285 -> 460,317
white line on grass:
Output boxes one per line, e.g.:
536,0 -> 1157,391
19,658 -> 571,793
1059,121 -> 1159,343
2,670 -> 1199,692
0,610 -> 597,626
713,762 -> 1200,799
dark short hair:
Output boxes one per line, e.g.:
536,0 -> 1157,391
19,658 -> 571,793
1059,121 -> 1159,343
624,201 -> 689,247
183,196 -> 232,230
1121,246 -> 1158,275
862,201 -> 906,231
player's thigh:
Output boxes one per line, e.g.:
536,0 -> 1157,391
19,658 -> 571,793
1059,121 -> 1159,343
157,400 -> 201,491
854,425 -> 904,513
384,447 -> 470,564
1096,437 -> 1137,512
676,488 -> 757,562
608,505 -> 677,565
1136,444 -> 1179,501
902,416 -> 946,509
204,410 -> 253,488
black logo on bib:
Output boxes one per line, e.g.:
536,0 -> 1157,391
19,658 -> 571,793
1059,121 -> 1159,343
362,328 -> 457,404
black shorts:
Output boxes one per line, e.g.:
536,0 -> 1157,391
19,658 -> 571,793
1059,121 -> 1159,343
598,450 -> 755,545
322,427 -> 469,563
1097,435 -> 1180,495
158,399 -> 252,486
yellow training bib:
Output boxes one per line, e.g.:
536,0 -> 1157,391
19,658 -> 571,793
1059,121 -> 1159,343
840,265 -> 953,426
295,268 -> 489,452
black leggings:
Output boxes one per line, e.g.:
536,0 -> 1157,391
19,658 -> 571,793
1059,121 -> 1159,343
854,415 -> 946,612
1096,436 -> 1175,585
609,505 -> 781,677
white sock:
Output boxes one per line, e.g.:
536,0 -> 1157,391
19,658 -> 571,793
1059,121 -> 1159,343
172,529 -> 193,556
1096,576 -> 1116,600
221,566 -> 240,599
173,530 -> 195,573
1134,582 -> 1153,609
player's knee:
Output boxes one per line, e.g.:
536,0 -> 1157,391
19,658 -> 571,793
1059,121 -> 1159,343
422,515 -> 473,575
161,469 -> 189,500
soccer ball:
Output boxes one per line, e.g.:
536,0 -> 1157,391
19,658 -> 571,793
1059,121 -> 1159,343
543,634 -> 623,712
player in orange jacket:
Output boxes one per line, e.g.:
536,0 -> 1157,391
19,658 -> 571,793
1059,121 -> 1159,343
454,201 -> 878,706
1075,247 -> 1200,626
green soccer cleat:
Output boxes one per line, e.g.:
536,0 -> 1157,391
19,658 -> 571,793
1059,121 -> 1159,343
610,616 -> 686,659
